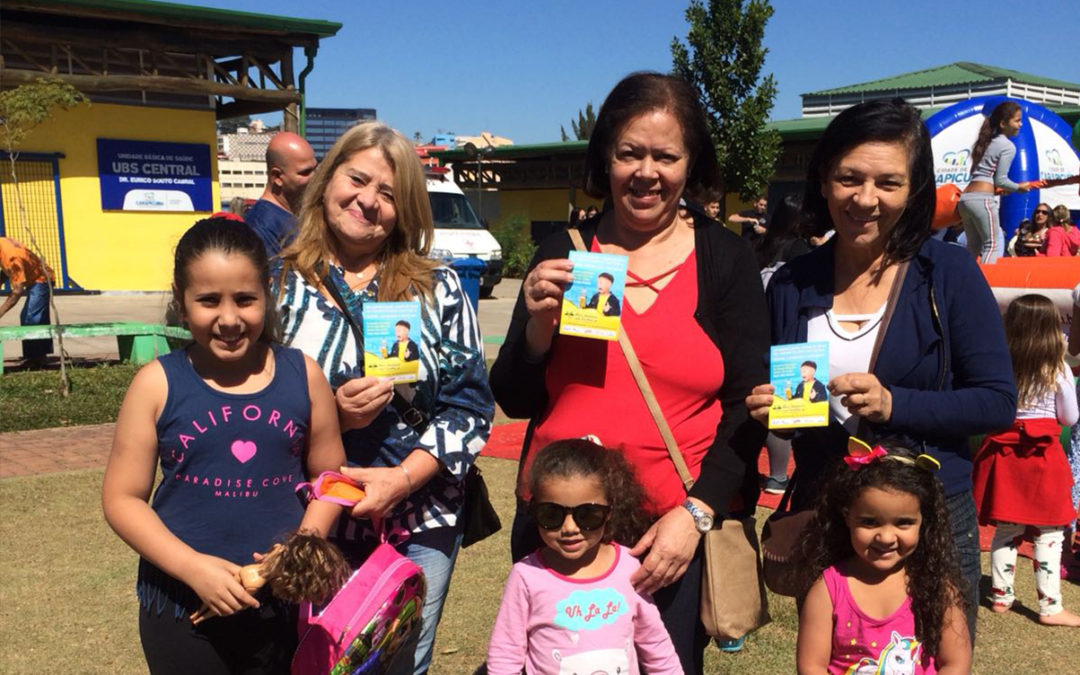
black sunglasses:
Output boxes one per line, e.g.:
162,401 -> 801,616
530,501 -> 611,531
1035,209 -> 1050,215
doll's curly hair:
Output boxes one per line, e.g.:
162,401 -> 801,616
261,530 -> 351,605
528,439 -> 651,546
798,443 -> 969,661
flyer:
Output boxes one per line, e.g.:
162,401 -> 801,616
362,301 -> 422,382
559,250 -> 629,341
769,342 -> 830,429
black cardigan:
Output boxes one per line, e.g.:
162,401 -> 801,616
490,214 -> 770,515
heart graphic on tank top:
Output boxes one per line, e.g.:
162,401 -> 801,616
231,440 -> 257,464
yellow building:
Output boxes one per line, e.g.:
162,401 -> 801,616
0,0 -> 340,291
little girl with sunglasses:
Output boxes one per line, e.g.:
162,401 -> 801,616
486,439 -> 683,675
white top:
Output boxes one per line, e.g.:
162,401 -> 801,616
1016,359 -> 1079,426
806,303 -> 887,433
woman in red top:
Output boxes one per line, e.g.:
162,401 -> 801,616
490,72 -> 769,674
1042,204 -> 1080,256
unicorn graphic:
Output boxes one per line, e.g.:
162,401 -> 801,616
844,631 -> 922,675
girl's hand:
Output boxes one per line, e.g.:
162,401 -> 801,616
629,505 -> 702,596
745,383 -> 775,426
185,553 -> 259,625
829,373 -> 892,423
335,376 -> 394,431
338,465 -> 411,520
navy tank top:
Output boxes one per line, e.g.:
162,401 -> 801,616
137,343 -> 310,615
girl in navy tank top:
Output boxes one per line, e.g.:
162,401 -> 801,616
102,218 -> 347,675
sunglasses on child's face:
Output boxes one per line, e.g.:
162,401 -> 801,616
530,501 -> 611,531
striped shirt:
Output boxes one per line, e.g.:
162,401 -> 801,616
275,263 -> 494,536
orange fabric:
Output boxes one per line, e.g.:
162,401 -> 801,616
0,237 -> 48,287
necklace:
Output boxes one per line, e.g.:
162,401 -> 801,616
345,269 -> 366,290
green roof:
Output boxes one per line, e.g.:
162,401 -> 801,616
804,62 -> 1080,97
18,0 -> 341,37
433,140 -> 589,161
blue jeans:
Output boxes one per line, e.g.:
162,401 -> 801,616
945,490 -> 980,645
20,281 -> 51,359
392,525 -> 463,675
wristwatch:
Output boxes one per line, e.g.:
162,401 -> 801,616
682,499 -> 714,533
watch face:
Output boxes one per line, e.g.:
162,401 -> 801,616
699,514 -> 714,531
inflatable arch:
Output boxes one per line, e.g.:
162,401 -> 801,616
926,96 -> 1080,239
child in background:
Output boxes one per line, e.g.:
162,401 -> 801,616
797,441 -> 971,674
486,439 -> 682,675
974,294 -> 1080,626
102,218 -> 347,674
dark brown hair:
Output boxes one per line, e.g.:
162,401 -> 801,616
169,217 -> 281,342
583,72 -> 720,200
970,100 -> 1022,169
802,98 -> 935,266
261,531 -> 351,605
528,439 -> 651,546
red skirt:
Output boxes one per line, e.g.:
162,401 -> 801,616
973,418 -> 1076,527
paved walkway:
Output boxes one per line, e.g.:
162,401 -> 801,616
1,423 -> 115,478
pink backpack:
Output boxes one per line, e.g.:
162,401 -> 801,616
292,473 -> 427,675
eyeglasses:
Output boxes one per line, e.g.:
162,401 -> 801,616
1035,210 -> 1050,215
530,501 -> 611,531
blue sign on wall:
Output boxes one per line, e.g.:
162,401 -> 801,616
97,139 -> 212,212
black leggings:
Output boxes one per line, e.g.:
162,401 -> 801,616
139,600 -> 298,675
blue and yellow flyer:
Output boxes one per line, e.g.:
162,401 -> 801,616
769,342 -> 830,429
362,301 -> 422,382
559,251 -> 629,341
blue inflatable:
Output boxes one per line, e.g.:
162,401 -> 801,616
926,96 -> 1080,238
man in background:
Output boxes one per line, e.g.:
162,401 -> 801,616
244,132 -> 317,257
728,195 -> 769,247
0,236 -> 55,365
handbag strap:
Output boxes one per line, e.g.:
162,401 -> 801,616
855,259 -> 910,440
321,272 -> 429,432
567,228 -> 695,492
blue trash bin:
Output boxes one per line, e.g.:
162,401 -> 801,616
450,256 -> 485,313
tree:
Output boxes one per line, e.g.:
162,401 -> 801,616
671,0 -> 780,201
0,78 -> 88,394
560,103 -> 596,142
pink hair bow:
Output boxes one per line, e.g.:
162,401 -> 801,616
844,438 -> 888,469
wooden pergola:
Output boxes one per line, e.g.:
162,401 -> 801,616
0,0 -> 341,131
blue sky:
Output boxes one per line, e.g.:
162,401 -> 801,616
190,0 -> 1080,144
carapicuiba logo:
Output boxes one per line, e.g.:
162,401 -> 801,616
936,149 -> 971,186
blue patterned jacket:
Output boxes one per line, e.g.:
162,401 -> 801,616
276,263 -> 494,535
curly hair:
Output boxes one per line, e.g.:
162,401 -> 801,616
260,530 -> 351,605
798,443 -> 968,661
528,438 -> 651,547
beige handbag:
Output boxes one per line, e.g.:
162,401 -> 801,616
567,229 -> 770,640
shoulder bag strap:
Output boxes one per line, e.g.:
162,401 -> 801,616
322,273 -> 429,431
567,229 -> 695,492
855,259 -> 910,440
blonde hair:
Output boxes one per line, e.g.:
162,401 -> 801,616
280,121 -> 437,301
1004,294 -> 1064,408
1051,204 -> 1072,232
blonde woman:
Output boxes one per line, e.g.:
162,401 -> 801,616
274,122 -> 494,674
1044,204 -> 1080,256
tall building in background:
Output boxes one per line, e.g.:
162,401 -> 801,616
306,107 -> 377,158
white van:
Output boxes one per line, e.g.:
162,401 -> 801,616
425,168 -> 502,297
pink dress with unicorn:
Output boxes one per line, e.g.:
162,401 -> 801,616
823,565 -> 936,675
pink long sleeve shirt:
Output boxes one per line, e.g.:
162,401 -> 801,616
486,544 -> 683,675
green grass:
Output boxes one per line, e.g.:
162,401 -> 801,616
1,457 -> 1076,674
0,362 -> 139,432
